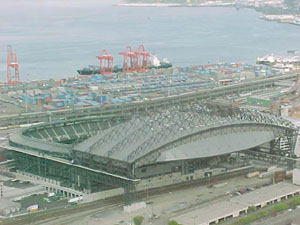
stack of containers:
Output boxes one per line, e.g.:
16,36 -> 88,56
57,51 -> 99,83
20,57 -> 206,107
42,93 -> 52,104
51,99 -> 65,108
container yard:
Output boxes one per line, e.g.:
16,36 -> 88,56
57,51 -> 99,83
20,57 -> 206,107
0,62 -> 292,116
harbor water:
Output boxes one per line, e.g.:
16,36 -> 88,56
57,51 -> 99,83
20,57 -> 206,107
1,0 -> 300,81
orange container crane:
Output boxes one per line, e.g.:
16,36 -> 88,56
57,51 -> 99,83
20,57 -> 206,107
97,50 -> 113,75
119,46 -> 137,73
7,45 -> 20,85
136,45 -> 150,72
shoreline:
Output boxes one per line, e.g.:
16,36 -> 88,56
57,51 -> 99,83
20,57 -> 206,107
116,3 -> 300,27
115,2 -> 236,7
115,3 -> 181,7
260,14 -> 300,26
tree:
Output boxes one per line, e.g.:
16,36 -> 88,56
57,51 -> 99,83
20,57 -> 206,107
133,216 -> 144,225
289,197 -> 300,207
247,206 -> 256,213
168,220 -> 182,225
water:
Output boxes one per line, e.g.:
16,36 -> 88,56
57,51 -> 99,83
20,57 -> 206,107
1,0 -> 300,81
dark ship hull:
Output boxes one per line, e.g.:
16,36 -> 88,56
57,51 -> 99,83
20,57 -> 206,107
77,63 -> 172,75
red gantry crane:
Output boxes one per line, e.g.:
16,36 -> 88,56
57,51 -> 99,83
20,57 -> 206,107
119,46 -> 137,73
97,49 -> 113,75
7,45 -> 20,85
136,45 -> 150,72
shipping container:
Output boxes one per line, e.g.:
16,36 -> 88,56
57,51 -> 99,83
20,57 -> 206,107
274,171 -> 286,183
246,171 -> 260,178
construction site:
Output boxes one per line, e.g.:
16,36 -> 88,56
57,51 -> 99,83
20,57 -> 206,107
1,45 -> 300,225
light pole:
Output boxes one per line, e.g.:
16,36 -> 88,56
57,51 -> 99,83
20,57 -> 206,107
0,180 -> 3,197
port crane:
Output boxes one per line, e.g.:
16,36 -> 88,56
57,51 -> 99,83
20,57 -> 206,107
97,49 -> 113,75
136,45 -> 150,72
119,46 -> 138,73
119,45 -> 150,73
7,45 -> 20,85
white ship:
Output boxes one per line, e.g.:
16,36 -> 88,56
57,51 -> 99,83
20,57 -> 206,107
256,54 -> 276,65
149,54 -> 172,69
257,54 -> 300,66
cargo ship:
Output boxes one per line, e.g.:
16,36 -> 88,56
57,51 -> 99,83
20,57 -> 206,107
77,65 -> 121,75
77,55 -> 172,75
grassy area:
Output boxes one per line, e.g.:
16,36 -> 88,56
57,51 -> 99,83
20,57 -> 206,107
133,216 -> 144,225
227,196 -> 300,225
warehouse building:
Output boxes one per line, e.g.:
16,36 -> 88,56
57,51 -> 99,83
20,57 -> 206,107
173,201 -> 248,225
173,182 -> 300,225
231,182 -> 300,209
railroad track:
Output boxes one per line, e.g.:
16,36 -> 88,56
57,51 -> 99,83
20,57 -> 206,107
1,166 -> 261,225
1,196 -> 122,225
33,204 -> 120,225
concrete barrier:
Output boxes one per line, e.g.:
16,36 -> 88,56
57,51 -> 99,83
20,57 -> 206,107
124,201 -> 146,213
83,188 -> 124,202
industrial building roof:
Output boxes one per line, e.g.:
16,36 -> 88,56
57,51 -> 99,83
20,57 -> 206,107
173,200 -> 247,225
231,182 -> 300,206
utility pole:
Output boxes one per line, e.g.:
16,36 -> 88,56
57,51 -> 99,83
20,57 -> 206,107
0,180 -> 3,197
25,90 -> 28,113
168,73 -> 171,97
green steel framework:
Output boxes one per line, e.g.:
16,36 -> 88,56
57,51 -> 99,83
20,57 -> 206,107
2,98 -> 298,205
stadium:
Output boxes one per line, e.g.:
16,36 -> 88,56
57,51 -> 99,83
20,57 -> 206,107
2,100 -> 298,200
